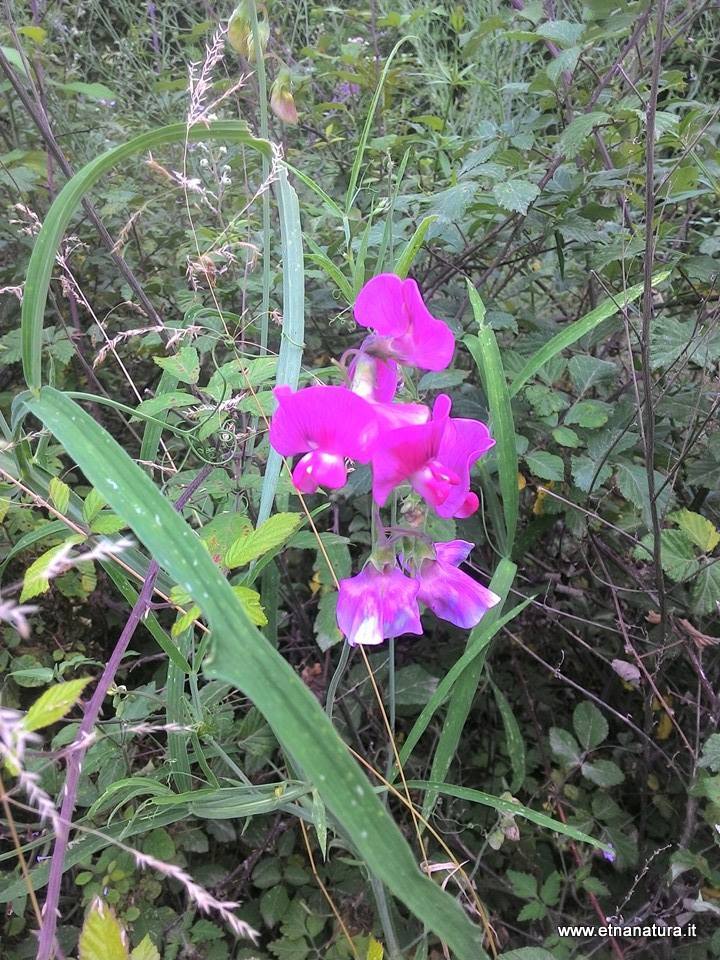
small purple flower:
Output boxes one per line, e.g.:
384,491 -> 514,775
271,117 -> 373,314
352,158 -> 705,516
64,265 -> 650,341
602,846 -> 616,863
269,384 -> 378,494
336,564 -> 423,646
371,394 -> 494,518
412,540 -> 500,629
354,273 -> 455,372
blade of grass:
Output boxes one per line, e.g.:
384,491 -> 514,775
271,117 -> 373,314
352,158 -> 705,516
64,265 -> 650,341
394,215 -> 437,279
22,387 -> 488,960
465,281 -> 518,555
508,271 -> 671,397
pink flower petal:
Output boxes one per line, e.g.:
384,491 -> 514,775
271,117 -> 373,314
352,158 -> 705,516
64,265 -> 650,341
417,552 -> 500,629
337,565 -> 422,646
292,452 -> 347,493
349,351 -> 400,403
354,273 -> 410,338
270,385 -> 378,461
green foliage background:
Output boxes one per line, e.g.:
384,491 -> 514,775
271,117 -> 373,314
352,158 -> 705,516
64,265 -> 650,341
0,1 -> 719,958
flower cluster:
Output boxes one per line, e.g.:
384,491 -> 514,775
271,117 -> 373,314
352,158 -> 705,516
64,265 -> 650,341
269,273 -> 500,645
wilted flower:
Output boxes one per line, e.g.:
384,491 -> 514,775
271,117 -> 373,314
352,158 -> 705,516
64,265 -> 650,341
372,394 -> 494,518
337,563 -> 422,646
354,273 -> 455,371
269,385 -> 378,493
227,1 -> 269,61
411,540 -> 500,629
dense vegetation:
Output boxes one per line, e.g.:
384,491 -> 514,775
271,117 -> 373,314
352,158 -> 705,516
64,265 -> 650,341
1,1 -> 719,959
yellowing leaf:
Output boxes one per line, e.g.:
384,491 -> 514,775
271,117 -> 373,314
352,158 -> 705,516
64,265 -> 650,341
130,934 -> 160,960
225,512 -> 302,568
49,476 -> 70,514
671,509 -> 720,553
79,898 -> 129,960
656,711 -> 673,741
23,677 -> 90,732
366,936 -> 384,960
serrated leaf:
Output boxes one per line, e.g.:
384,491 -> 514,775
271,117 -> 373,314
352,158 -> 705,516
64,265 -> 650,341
20,535 -> 84,602
525,451 -> 564,482
366,936 -> 384,960
90,513 -> 127,535
565,399 -> 609,428
79,898 -> 129,960
23,677 -> 90,732
540,872 -> 561,906
517,901 -> 546,921
154,346 -> 200,384
492,179 -> 540,215
558,112 -> 610,159
615,463 -> 674,528
691,564 -> 720,615
699,734 -> 720,773
552,426 -> 581,448
670,509 -> 720,553
571,455 -> 611,493
130,935 -> 160,960
225,513 -> 302,568
536,19 -> 583,47
260,885 -> 290,928
573,701 -> 608,750
49,476 -> 70,514
507,870 -> 537,899
82,488 -> 106,523
635,530 -> 699,582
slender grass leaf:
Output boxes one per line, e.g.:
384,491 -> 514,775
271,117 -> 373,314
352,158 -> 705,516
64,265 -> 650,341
508,272 -> 671,397
490,680 -> 526,793
395,215 -> 437,279
23,387 -> 488,960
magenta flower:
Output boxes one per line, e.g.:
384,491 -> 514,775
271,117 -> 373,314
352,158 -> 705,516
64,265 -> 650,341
336,564 -> 423,646
371,394 -> 494,518
414,540 -> 500,629
354,273 -> 455,371
348,349 -> 430,431
269,385 -> 378,494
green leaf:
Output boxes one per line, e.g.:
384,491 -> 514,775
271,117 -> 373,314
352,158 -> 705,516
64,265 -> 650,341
23,677 -> 91,732
465,286 -> 518,553
558,111 -> 610,159
79,898 -> 129,960
565,400 -> 609,428
635,530 -> 699,581
699,734 -> 720,773
406,781 -> 607,850
536,19 -> 583,47
394,215 -> 437,278
573,701 -> 608,750
493,179 -> 540,215
20,535 -> 84,602
571,455 -> 611,493
581,759 -> 624,787
499,950 -> 556,960
616,463 -> 674,528
130,935 -> 161,960
23,388 -> 488,960
56,81 -> 117,100
549,727 -> 581,765
525,451 -> 564,482
507,870 -> 536,899
82,488 -> 106,523
225,513 -> 302,568
691,564 -> 720,615
509,273 -> 671,397
491,681 -> 526,792
49,476 -> 70,514
134,392 -> 197,418
552,426 -> 581,448
154,346 -> 200,385
540,872 -> 561,906
670,509 -> 720,553
261,886 -> 290,928
518,901 -> 546,921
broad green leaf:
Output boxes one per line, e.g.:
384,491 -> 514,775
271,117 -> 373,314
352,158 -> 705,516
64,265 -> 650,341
573,701 -> 608,750
699,734 -> 720,773
23,388 -> 487,960
507,870 -> 536,899
56,81 -> 117,100
549,727 -> 581,765
552,426 -> 581,448
509,272 -> 671,397
536,19 -> 583,47
571,455 -> 611,493
48,476 -> 70,514
493,178 -> 540,215
499,950 -> 556,960
581,759 -> 624,787
154,346 -> 200,385
691,563 -> 720,615
406,781 -> 607,850
78,898 -> 128,960
615,463 -> 674,528
558,111 -> 609,159
82,488 -> 106,523
366,936 -> 384,960
130,935 -> 161,960
134,392 -> 197,418
225,513 -> 302,568
23,677 -> 91,732
565,399 -> 609,428
635,530 -> 699,581
670,509 -> 720,553
525,451 -> 564,482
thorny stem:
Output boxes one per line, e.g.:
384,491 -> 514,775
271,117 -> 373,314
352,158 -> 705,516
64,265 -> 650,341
36,465 -> 211,960
641,0 -> 668,640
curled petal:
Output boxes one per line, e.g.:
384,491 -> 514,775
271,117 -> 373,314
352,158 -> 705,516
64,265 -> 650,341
270,385 -> 378,461
416,546 -> 500,629
433,539 -> 474,566
371,415 -> 446,506
292,452 -> 347,493
336,565 -> 422,646
434,416 -> 495,518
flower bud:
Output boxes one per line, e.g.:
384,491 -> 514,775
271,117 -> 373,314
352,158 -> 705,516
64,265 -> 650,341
270,69 -> 299,124
228,1 -> 269,62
